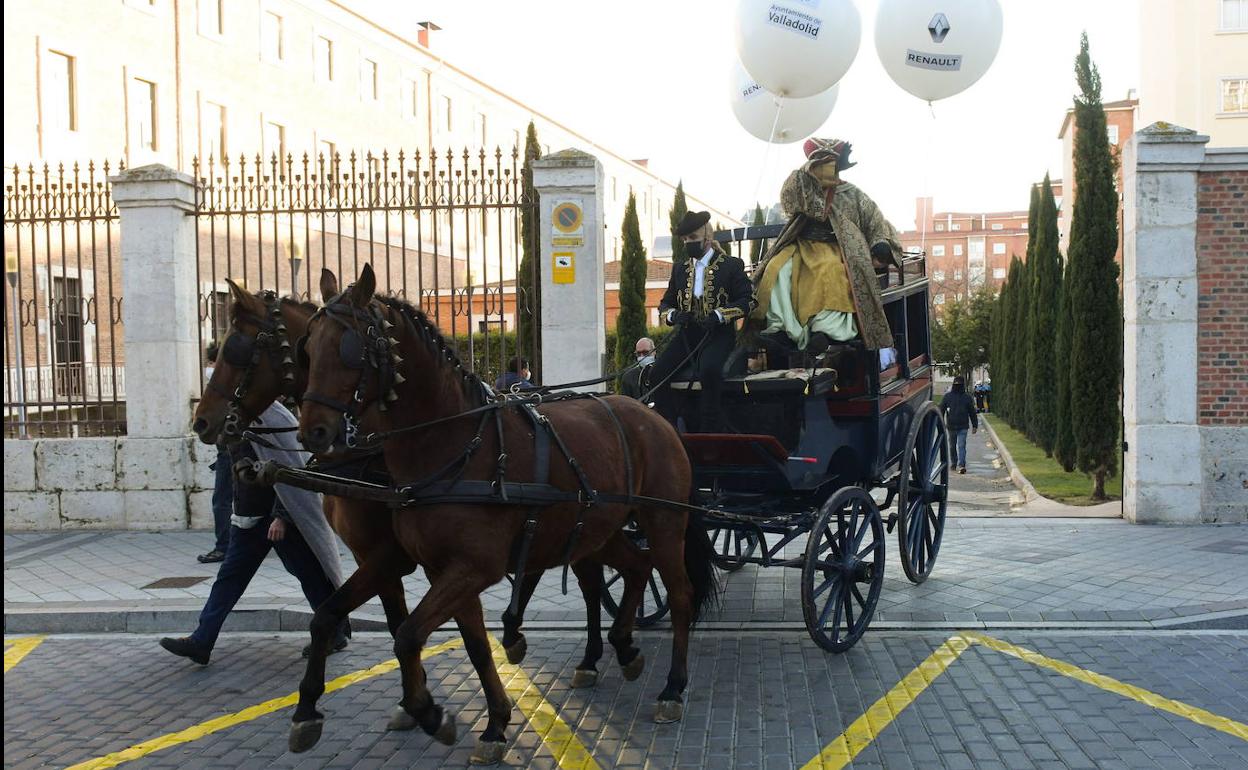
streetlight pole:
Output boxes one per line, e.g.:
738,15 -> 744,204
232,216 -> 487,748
6,254 -> 28,438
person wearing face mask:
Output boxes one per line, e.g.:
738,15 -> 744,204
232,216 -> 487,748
750,138 -> 902,372
620,337 -> 656,399
650,211 -> 755,432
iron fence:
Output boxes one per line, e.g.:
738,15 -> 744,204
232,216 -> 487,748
192,147 -> 537,390
3,161 -> 126,438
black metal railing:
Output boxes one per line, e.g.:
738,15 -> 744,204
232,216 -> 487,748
3,161 -> 126,438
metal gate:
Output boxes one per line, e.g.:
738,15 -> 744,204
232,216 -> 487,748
192,147 -> 537,390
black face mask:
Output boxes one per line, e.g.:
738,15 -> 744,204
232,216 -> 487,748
684,241 -> 705,260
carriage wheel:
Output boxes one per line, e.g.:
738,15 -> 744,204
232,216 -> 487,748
801,487 -> 885,653
707,526 -> 760,572
600,567 -> 669,628
895,401 -> 950,584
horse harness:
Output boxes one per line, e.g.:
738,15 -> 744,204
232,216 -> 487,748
209,291 -> 299,442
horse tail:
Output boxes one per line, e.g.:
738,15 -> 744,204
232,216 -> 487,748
683,511 -> 721,624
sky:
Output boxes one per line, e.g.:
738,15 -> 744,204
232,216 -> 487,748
390,1 -> 1140,229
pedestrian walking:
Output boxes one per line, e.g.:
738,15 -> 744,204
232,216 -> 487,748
198,341 -> 232,564
162,402 -> 349,665
939,376 -> 979,474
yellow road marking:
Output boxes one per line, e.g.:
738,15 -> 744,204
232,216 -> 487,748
801,635 -> 972,770
804,632 -> 1248,769
491,637 -> 601,770
961,631 -> 1248,742
65,638 -> 463,770
4,635 -> 47,673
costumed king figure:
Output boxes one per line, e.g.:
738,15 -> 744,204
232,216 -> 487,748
750,138 -> 903,374
650,210 -> 755,433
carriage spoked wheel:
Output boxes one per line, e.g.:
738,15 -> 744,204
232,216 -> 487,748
707,526 -> 760,572
600,567 -> 669,628
895,401 -> 950,584
801,486 -> 885,653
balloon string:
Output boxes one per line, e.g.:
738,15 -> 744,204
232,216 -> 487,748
920,101 -> 937,253
748,97 -> 786,236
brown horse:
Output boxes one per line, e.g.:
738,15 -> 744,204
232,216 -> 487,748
294,264 -> 717,761
192,279 -> 656,755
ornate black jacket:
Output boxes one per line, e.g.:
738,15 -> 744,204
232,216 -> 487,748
659,249 -> 756,324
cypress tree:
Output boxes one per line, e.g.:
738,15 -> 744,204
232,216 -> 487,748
517,122 -> 542,378
748,204 -> 766,267
998,259 -> 1021,423
1020,184 -> 1041,437
669,181 -> 689,264
614,193 -> 648,376
1025,174 -> 1062,455
1053,257 -> 1077,471
1067,33 -> 1122,500
1009,256 -> 1031,434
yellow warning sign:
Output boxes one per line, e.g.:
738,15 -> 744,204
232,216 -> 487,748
552,252 -> 575,284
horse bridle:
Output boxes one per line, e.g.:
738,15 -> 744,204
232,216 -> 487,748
208,291 -> 298,441
298,293 -> 402,447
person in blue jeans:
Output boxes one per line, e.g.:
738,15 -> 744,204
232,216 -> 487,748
161,441 -> 349,665
939,376 -> 979,474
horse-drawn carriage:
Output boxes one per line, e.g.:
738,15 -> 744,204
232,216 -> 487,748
603,229 -> 949,653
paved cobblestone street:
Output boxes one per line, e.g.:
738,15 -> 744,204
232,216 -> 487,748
5,630 -> 1247,769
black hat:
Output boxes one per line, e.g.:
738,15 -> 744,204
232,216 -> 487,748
675,210 -> 711,237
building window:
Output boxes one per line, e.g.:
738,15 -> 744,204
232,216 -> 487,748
953,244 -> 963,256
475,112 -> 487,145
53,276 -> 85,366
1107,125 -> 1120,145
935,224 -> 944,231
262,11 -> 284,62
129,78 -> 157,151
933,269 -> 946,281
264,121 -> 285,162
441,95 -> 453,131
198,0 -> 224,36
44,51 -> 77,132
314,36 -> 333,81
992,242 -> 1006,255
950,223 -> 962,231
405,79 -> 419,119
513,128 -> 521,149
934,293 -> 945,305
201,101 -> 226,159
361,58 -> 378,100
956,292 -> 963,301
991,223 -> 1004,230
993,267 -> 1006,279
954,269 -> 963,281
210,290 -> 230,342
932,245 -> 945,257
611,177 -> 618,201
1221,0 -> 1246,30
1221,78 -> 1248,113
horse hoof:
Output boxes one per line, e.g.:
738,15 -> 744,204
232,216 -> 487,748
433,711 -> 458,746
469,739 -> 507,766
570,668 -> 599,688
654,700 -> 684,724
386,706 -> 418,732
504,636 -> 528,665
621,654 -> 645,682
288,719 -> 324,753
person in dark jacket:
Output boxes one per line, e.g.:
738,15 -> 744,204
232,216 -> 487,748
649,210 -> 756,432
940,376 -> 979,474
494,356 -> 534,392
620,337 -> 656,399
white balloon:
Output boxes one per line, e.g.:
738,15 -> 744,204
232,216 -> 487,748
734,0 -> 862,99
729,60 -> 840,144
874,0 -> 1003,101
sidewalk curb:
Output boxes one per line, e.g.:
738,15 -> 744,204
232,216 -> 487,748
980,415 -> 1040,504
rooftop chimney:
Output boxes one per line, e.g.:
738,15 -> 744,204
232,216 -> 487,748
417,21 -> 441,49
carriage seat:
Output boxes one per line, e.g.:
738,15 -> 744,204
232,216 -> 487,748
669,367 -> 839,397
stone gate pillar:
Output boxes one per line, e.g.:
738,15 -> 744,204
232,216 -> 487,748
532,150 -> 606,390
109,165 -> 201,437
1122,124 -> 1208,523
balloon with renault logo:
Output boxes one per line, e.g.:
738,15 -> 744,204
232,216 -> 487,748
875,0 -> 1003,101
729,58 -> 841,143
734,0 -> 862,99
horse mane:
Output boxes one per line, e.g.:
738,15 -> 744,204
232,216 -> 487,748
279,296 -> 319,313
376,294 -> 485,408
